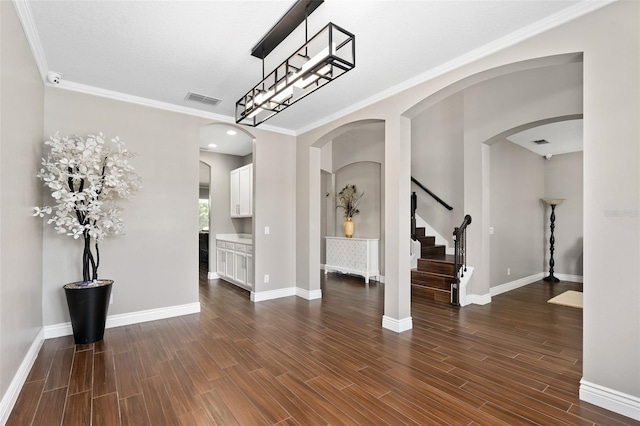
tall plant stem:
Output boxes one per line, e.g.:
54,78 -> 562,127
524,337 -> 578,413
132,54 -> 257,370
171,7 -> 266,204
83,232 -> 98,282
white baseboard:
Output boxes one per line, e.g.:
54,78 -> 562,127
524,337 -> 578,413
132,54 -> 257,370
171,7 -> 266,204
555,273 -> 583,283
465,293 -> 492,305
580,379 -> 640,421
207,271 -> 220,280
251,287 -> 296,302
458,266 -> 474,307
0,329 -> 45,425
490,272 -> 545,297
382,315 -> 413,333
43,302 -> 201,339
296,288 -> 322,300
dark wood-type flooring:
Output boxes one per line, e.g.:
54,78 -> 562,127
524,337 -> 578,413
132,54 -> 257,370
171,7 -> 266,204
8,266 -> 638,425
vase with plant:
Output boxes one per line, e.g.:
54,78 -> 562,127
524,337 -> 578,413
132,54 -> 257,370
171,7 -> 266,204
34,132 -> 141,343
329,184 -> 364,238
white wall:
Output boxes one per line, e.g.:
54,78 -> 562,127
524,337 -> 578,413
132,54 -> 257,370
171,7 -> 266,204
42,88 -> 201,325
490,139 -> 545,286
544,151 -> 583,277
412,92 -> 464,241
334,162 -> 381,240
0,0 -> 44,405
253,133 -> 296,294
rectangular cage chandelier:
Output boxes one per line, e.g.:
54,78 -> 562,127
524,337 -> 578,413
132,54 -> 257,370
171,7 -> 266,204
236,22 -> 355,127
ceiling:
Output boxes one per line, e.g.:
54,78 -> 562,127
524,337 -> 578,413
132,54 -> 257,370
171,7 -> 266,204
508,119 -> 583,157
199,123 -> 253,156
24,0 -> 601,136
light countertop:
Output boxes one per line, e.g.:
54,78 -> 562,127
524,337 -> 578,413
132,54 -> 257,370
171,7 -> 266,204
216,233 -> 252,245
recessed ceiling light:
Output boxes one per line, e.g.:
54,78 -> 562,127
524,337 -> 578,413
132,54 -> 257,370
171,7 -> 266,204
208,143 -> 217,148
226,130 -> 237,136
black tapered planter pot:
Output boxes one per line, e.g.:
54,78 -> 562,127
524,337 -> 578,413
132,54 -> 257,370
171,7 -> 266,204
64,279 -> 113,344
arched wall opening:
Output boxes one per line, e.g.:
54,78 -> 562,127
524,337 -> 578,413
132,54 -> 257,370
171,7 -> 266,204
307,119 -> 385,297
404,53 -> 583,301
198,122 -> 256,284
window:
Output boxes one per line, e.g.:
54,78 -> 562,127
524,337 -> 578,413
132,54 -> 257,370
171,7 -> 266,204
199,199 -> 209,231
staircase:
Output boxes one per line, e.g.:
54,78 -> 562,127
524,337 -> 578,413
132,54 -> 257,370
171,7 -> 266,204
411,226 -> 456,304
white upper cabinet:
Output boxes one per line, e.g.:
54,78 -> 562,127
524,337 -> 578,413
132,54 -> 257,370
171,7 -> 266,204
230,163 -> 253,218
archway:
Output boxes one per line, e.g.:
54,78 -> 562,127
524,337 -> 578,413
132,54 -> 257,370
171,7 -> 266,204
403,53 -> 583,302
307,119 -> 385,299
198,122 -> 256,285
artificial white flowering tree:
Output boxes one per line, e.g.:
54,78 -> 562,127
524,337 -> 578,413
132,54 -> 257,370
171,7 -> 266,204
35,133 -> 141,283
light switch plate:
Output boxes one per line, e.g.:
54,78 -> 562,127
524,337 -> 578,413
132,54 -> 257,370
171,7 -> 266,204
265,226 -> 270,235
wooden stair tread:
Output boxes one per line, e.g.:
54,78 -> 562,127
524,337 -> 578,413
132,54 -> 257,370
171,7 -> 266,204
419,254 -> 455,263
412,233 -> 455,304
411,270 -> 454,279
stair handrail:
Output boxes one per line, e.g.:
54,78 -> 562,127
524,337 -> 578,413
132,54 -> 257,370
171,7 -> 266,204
451,214 -> 472,307
411,177 -> 453,211
411,192 -> 417,240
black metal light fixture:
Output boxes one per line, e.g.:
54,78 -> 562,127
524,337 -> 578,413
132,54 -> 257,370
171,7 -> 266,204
236,0 -> 355,127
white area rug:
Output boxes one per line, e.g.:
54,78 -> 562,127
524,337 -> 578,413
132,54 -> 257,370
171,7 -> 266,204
548,290 -> 583,308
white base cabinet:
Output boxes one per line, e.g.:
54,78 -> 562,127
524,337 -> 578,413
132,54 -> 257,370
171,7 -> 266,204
325,237 -> 379,283
215,236 -> 253,290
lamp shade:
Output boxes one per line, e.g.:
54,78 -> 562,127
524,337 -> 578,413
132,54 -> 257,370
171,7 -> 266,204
542,198 -> 565,206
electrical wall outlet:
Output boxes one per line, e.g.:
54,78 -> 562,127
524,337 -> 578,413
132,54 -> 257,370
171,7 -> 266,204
264,274 -> 269,283
507,268 -> 511,276
489,227 -> 495,235
265,226 -> 270,234
110,293 -> 114,305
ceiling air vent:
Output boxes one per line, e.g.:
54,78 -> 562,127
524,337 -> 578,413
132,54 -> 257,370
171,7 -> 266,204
185,92 -> 221,106
532,139 -> 550,145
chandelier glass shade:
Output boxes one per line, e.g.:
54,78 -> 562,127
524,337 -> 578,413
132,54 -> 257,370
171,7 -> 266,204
236,22 -> 355,127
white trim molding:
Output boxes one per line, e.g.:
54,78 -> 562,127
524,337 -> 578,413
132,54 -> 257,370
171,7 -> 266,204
490,272 -> 545,297
49,83 -> 295,136
295,0 -> 616,135
251,287 -> 296,302
12,0 -> 48,80
0,329 -> 45,425
464,293 -> 492,306
382,315 -> 413,333
580,380 -> 640,421
207,271 -> 220,280
555,273 -> 584,283
296,288 -> 322,300
43,302 -> 201,339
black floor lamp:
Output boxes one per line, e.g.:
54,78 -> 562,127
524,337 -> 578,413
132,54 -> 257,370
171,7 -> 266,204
542,198 -> 565,282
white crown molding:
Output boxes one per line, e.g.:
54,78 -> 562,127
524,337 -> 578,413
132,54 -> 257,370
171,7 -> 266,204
51,82 -> 296,136
580,379 -> 640,421
0,328 -> 45,425
490,272 -> 546,297
250,287 -> 296,302
12,0 -> 48,80
382,315 -> 413,333
43,302 -> 201,339
294,0 -> 616,135
296,287 -> 322,300
15,0 -> 614,138
12,0 -> 297,136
